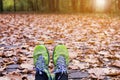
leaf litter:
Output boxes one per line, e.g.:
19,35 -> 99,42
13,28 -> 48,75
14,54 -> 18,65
0,14 -> 120,79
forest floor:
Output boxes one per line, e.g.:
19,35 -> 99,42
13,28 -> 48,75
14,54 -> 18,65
0,14 -> 120,80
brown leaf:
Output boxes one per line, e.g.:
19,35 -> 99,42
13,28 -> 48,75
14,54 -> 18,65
106,70 -> 120,76
68,65 -> 79,70
111,60 -> 120,68
6,72 -> 22,80
0,77 -> 9,80
44,40 -> 54,44
88,68 -> 120,79
88,68 -> 109,79
0,67 -> 5,72
0,51 -> 3,57
20,63 -> 33,70
69,52 -> 78,59
0,47 -> 4,50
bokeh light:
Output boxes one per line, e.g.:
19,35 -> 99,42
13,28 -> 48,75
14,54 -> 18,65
95,0 -> 107,12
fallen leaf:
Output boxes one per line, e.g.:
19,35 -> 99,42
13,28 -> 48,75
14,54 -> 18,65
68,65 -> 79,70
88,67 -> 120,79
0,67 -> 5,72
6,72 -> 22,80
0,77 -> 9,80
111,60 -> 120,68
69,51 -> 78,59
20,63 -> 33,70
44,40 -> 54,44
106,70 -> 120,76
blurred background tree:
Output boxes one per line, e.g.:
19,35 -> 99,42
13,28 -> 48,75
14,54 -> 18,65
0,0 -> 119,15
0,0 -> 3,12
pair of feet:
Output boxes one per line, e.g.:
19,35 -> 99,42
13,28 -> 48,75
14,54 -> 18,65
33,45 -> 69,80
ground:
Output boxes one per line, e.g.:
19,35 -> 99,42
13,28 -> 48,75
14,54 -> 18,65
0,14 -> 120,80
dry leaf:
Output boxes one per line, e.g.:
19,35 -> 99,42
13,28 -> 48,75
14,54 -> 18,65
20,63 -> 33,70
106,70 -> 120,76
0,77 -> 10,80
68,65 -> 79,70
6,73 -> 22,80
69,52 -> 78,59
0,14 -> 120,79
111,60 -> 120,68
44,40 -> 54,44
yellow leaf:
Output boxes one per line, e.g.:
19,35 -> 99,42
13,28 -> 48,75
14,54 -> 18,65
44,40 -> 54,44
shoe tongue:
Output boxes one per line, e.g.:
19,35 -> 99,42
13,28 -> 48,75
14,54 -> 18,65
58,56 -> 66,64
54,56 -> 67,73
36,56 -> 46,74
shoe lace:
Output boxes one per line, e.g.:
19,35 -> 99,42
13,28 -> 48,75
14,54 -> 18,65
36,55 -> 47,74
54,56 -> 67,74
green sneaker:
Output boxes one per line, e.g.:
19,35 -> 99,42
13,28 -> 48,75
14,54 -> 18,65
33,45 -> 51,80
53,45 -> 69,74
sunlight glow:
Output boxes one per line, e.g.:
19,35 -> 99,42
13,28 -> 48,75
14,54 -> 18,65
95,0 -> 107,12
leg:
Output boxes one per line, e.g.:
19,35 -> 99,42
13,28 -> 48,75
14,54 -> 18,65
35,71 -> 48,80
55,72 -> 68,80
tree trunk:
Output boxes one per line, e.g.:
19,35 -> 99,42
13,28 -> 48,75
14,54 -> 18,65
14,0 -> 16,11
89,0 -> 93,13
41,0 -> 45,7
55,0 -> 59,12
118,0 -> 120,10
0,0 -> 3,12
28,0 -> 35,11
49,0 -> 55,12
72,0 -> 78,12
48,0 -> 52,11
35,0 -> 38,12
80,0 -> 84,12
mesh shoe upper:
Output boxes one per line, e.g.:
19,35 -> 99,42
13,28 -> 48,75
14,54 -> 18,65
33,45 -> 49,65
53,45 -> 69,66
36,55 -> 48,74
33,45 -> 52,80
54,56 -> 67,73
53,45 -> 69,73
